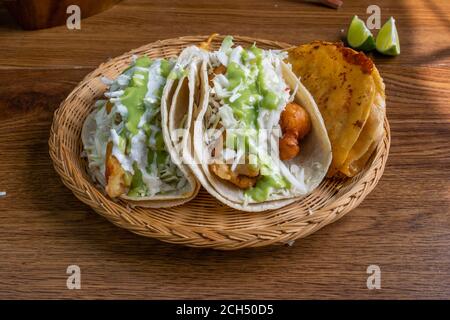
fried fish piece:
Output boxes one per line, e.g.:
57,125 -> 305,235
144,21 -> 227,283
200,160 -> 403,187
210,161 -> 257,189
287,41 -> 385,176
234,162 -> 260,178
105,141 -> 129,198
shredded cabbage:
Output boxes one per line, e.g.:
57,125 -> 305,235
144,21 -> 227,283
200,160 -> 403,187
84,56 -> 190,198
206,37 -> 305,201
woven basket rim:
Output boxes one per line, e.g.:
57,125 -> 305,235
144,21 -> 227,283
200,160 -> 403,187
48,35 -> 390,250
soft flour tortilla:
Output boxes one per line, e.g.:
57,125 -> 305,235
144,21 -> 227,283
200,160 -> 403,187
81,69 -> 199,208
161,46 -> 207,188
174,56 -> 332,212
288,41 -> 385,177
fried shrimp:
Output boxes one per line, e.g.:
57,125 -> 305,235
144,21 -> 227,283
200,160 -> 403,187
279,132 -> 300,161
105,142 -> 129,197
280,102 -> 311,139
278,102 -> 311,160
210,161 -> 257,189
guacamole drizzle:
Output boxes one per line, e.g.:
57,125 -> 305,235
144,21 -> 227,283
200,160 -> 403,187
210,38 -> 293,202
92,56 -> 188,198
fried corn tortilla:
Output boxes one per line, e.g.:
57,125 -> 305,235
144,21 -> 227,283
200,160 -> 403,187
340,67 -> 385,176
288,41 -> 385,177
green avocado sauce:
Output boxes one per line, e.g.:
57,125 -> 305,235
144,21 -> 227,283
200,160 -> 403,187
122,57 -> 151,196
160,59 -> 172,78
121,56 -> 152,135
127,163 -> 146,197
223,45 -> 282,127
147,150 -> 169,173
219,42 -> 290,202
116,56 -> 173,197
245,174 -> 291,202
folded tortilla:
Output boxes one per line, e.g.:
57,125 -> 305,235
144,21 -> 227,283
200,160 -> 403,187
288,41 -> 386,177
167,37 -> 332,212
339,67 -> 386,176
82,55 -> 199,208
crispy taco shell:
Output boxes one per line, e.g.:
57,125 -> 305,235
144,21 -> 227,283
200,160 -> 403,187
287,41 -> 385,177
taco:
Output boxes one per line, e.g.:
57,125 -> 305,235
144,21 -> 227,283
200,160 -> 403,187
287,41 -> 386,177
171,36 -> 332,212
82,55 -> 199,207
160,46 -> 209,182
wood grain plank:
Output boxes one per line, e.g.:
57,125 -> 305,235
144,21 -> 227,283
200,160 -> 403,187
0,64 -> 449,299
0,0 -> 449,69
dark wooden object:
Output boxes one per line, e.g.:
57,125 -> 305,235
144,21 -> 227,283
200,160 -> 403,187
2,0 -> 121,30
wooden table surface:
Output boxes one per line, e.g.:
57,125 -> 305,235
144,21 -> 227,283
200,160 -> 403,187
0,0 -> 449,299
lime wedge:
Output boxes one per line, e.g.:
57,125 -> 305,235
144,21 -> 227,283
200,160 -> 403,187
376,17 -> 400,56
347,15 -> 376,51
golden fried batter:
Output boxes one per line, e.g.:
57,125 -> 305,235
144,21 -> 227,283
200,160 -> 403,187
210,161 -> 257,189
280,102 -> 311,139
279,132 -> 300,161
278,102 -> 311,160
105,142 -> 128,198
234,162 -> 259,177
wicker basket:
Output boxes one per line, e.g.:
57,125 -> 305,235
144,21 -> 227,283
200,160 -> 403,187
49,35 -> 390,250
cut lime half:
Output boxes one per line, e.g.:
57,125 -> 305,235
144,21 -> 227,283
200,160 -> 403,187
347,15 -> 376,51
376,17 -> 400,56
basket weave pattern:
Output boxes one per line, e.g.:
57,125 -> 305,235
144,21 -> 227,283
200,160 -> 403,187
49,36 -> 390,250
